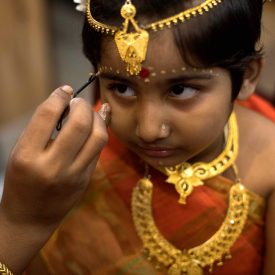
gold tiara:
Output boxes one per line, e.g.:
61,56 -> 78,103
87,0 -> 223,75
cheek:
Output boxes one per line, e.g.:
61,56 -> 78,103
110,115 -> 135,146
172,89 -> 233,152
105,96 -> 136,144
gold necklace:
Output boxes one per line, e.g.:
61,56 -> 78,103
155,113 -> 238,204
132,178 -> 248,274
131,113 -> 248,274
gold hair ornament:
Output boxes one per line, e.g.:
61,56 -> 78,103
0,263 -> 13,275
87,0 -> 223,75
155,113 -> 237,204
114,1 -> 149,75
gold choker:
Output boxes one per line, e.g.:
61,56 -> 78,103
155,112 -> 238,204
87,0 -> 224,75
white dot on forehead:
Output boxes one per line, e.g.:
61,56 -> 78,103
98,65 -> 217,78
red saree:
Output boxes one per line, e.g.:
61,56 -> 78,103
37,94 -> 270,275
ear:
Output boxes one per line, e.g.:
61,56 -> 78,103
236,58 -> 265,101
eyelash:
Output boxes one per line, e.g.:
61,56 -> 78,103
107,83 -> 199,100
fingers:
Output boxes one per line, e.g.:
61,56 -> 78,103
17,83 -> 110,173
47,98 -> 94,164
19,86 -> 73,153
71,104 -> 111,171
98,103 -> 111,126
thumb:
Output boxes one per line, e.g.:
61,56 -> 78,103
98,103 -> 111,127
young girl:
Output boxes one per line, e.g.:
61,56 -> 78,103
0,0 -> 274,274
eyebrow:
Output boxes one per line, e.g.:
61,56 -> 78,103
99,72 -> 136,85
99,71 -> 217,85
165,73 -> 216,84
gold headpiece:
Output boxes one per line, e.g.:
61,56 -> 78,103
87,0 -> 223,75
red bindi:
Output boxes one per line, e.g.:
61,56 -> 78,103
139,68 -> 150,78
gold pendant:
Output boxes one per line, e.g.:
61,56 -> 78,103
167,252 -> 203,275
115,1 -> 149,75
166,164 -> 204,204
132,176 -> 249,275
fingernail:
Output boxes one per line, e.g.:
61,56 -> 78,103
98,103 -> 111,126
61,85 -> 74,96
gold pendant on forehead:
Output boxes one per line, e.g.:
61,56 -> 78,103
114,2 -> 149,75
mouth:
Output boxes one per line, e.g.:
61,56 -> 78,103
137,145 -> 179,158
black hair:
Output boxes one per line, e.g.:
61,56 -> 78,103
82,0 -> 264,99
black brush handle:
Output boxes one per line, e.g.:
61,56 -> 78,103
56,74 -> 98,131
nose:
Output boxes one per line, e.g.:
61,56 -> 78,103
135,101 -> 170,143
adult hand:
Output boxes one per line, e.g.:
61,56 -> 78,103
2,85 -> 110,226
0,86 -> 110,274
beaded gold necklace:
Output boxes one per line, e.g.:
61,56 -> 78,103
131,113 -> 249,274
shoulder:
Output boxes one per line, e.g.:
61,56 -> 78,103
234,103 -> 275,198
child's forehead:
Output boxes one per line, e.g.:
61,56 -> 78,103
100,29 -> 181,68
100,29 -> 198,77
99,29 -> 219,82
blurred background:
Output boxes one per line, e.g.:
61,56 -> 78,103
0,0 -> 275,198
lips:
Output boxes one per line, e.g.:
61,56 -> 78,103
138,145 -> 178,158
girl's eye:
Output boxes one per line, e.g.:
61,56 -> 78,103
114,84 -> 136,97
170,85 -> 197,99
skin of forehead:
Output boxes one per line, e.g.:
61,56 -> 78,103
98,28 -> 227,86
99,29 -> 197,78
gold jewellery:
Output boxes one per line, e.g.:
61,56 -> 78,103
132,179 -> 248,274
97,65 -> 219,83
156,113 -> 238,204
0,263 -> 13,275
131,113 -> 249,274
87,0 -> 224,75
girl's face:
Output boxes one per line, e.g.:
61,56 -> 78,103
98,30 -> 234,167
